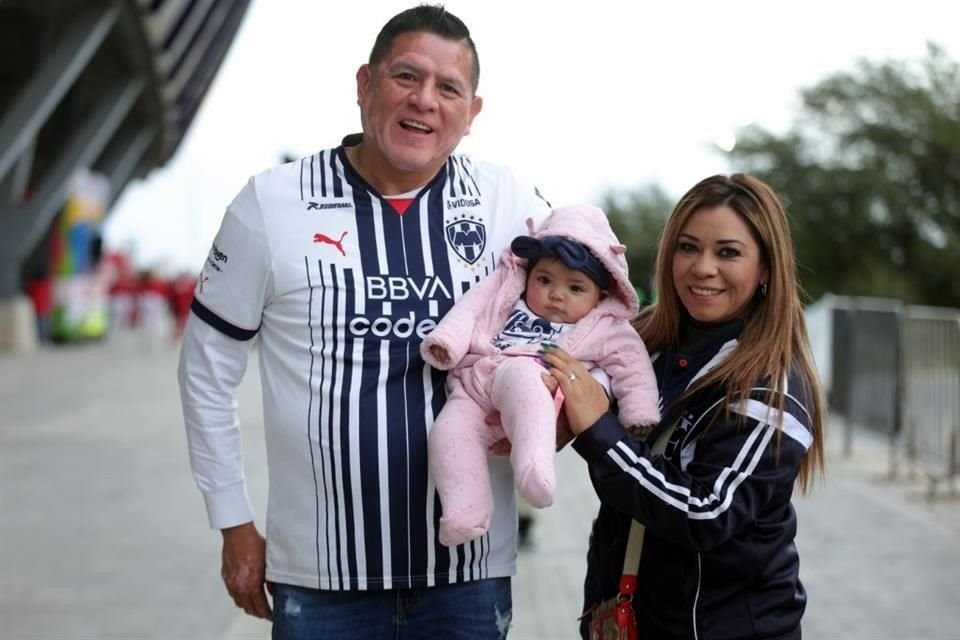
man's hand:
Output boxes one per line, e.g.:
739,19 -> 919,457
221,522 -> 272,620
429,344 -> 451,365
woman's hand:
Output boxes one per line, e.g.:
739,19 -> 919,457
539,344 -> 610,435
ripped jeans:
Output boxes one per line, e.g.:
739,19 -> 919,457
272,577 -> 512,640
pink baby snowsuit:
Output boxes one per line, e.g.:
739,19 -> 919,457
421,204 -> 660,547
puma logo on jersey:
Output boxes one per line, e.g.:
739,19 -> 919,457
314,231 -> 348,256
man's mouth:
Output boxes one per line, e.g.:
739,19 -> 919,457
400,119 -> 433,133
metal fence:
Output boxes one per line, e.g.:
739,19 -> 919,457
806,295 -> 960,494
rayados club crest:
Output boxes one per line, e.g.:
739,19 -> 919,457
445,216 -> 486,265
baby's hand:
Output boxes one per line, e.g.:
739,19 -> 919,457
429,344 -> 451,365
626,424 -> 655,440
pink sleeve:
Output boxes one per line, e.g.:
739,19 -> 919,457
596,322 -> 661,426
420,268 -> 508,370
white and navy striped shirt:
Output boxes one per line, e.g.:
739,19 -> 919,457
179,145 -> 550,590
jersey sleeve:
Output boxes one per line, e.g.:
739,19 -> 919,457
572,386 -> 813,552
177,178 -> 272,530
421,266 -> 509,369
597,323 -> 660,427
191,178 -> 273,339
178,312 -> 256,529
514,174 -> 551,230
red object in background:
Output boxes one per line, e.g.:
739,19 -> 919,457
106,251 -> 140,328
24,279 -> 54,316
169,273 -> 196,339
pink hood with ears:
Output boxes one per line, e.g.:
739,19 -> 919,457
507,204 -> 639,319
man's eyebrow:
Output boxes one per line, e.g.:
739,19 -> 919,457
438,74 -> 466,89
387,61 -> 419,74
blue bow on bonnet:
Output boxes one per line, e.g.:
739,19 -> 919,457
510,235 -> 611,290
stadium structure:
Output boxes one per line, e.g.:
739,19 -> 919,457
0,0 -> 252,349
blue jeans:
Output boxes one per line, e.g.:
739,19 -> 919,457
272,578 -> 512,640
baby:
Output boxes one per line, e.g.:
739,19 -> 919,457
421,204 -> 659,547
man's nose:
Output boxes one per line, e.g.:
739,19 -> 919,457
408,83 -> 438,110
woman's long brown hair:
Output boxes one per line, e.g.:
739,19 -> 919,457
636,174 -> 825,493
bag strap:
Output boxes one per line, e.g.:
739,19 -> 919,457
617,420 -> 678,598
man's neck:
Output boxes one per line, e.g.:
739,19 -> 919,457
344,143 -> 442,196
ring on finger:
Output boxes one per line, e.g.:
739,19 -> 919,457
568,372 -> 577,381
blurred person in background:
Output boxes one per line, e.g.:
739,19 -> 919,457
168,271 -> 196,340
105,250 -> 139,331
178,5 -> 551,638
540,174 -> 826,640
137,269 -> 171,340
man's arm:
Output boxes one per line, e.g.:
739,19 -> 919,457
178,304 -> 270,618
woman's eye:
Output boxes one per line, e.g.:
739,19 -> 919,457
719,247 -> 741,258
678,242 -> 697,253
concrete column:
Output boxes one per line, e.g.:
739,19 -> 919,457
0,294 -> 37,353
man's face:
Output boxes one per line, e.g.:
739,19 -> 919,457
356,31 -> 482,189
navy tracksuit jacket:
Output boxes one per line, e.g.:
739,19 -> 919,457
574,322 -> 814,640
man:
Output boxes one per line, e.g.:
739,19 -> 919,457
178,5 -> 550,638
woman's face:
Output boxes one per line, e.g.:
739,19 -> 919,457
671,205 -> 767,324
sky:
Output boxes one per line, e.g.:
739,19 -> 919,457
103,0 -> 959,273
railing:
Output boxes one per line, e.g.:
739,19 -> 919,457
901,306 -> 960,495
806,295 -> 960,496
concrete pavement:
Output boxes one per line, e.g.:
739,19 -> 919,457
2,334 -> 959,639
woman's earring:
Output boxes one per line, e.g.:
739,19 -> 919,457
761,282 -> 768,297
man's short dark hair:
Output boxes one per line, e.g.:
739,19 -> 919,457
369,4 -> 480,93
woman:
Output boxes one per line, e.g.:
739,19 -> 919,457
540,174 -> 826,639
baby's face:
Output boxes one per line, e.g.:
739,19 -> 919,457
524,257 -> 603,324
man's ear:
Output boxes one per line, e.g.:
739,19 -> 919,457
463,95 -> 483,136
356,64 -> 371,106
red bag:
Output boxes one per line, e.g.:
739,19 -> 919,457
588,424 -> 673,639
588,575 -> 637,640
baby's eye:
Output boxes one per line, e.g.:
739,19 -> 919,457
536,275 -> 551,285
571,285 -> 585,294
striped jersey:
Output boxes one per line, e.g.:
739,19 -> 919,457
179,144 -> 550,591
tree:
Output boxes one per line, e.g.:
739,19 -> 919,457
729,43 -> 960,306
600,184 -> 674,304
